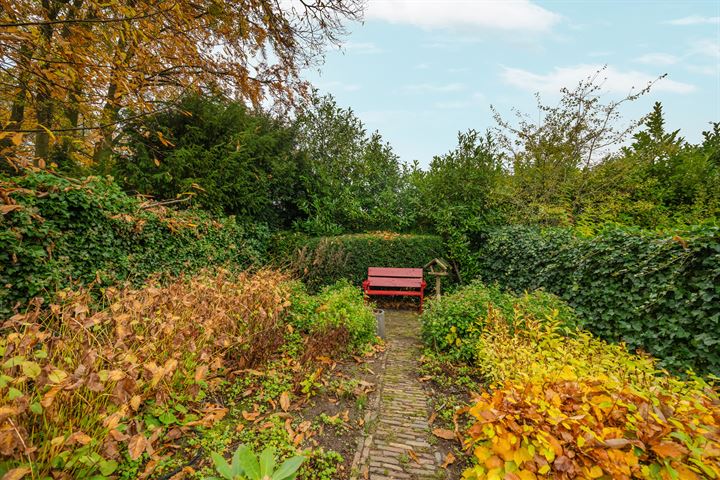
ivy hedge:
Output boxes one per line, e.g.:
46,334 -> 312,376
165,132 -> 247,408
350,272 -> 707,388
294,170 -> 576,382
271,232 -> 447,291
472,224 -> 720,375
0,172 -> 268,318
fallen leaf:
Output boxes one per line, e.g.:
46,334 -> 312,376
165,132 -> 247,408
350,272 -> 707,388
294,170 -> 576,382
2,467 -> 31,480
652,441 -> 688,459
441,452 -> 456,468
128,434 -> 147,460
280,391 -> 290,412
407,449 -> 420,464
432,428 -> 456,440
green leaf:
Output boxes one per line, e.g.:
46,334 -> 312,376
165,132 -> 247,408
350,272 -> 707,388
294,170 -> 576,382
99,459 -> 118,475
30,402 -> 43,414
21,361 -> 41,379
272,456 -> 305,480
8,387 -> 23,400
259,447 -> 276,478
210,451 -> 233,479
235,445 -> 260,479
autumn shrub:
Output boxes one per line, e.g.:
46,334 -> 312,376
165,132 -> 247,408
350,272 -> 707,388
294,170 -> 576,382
421,282 -> 577,363
0,269 -> 375,478
469,224 -> 720,375
449,285 -> 720,479
271,231 -> 446,291
0,172 -> 269,318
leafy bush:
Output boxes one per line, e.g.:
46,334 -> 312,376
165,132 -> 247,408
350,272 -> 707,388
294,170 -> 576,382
0,270 -> 292,478
471,224 -> 720,375
421,282 -> 577,363
0,172 -> 269,318
460,290 -> 720,480
272,232 -> 446,291
288,280 -> 377,353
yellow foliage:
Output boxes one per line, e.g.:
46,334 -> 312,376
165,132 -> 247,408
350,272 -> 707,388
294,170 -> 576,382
463,304 -> 720,479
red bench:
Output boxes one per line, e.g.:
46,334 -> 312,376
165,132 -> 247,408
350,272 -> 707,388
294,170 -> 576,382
362,267 -> 427,312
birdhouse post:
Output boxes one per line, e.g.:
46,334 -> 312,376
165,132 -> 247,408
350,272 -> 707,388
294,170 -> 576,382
424,258 -> 450,300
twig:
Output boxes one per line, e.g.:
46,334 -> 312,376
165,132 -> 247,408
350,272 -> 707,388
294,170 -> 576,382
139,197 -> 192,210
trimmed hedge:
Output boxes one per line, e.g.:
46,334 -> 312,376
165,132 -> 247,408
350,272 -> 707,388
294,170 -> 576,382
0,172 -> 268,317
272,232 -> 447,291
473,224 -> 720,375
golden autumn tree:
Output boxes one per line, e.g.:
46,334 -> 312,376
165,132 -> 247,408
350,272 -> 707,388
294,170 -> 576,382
0,0 -> 364,168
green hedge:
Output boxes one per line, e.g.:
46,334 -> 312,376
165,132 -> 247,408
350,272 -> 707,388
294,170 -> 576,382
272,232 -> 447,291
472,225 -> 720,375
0,172 -> 268,318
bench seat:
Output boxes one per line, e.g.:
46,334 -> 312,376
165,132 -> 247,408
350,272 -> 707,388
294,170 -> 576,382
362,267 -> 426,311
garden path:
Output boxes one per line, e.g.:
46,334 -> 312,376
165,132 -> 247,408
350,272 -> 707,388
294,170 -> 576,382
351,310 -> 442,480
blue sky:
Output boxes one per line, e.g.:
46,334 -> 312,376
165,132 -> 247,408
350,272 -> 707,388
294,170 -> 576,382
302,0 -> 720,168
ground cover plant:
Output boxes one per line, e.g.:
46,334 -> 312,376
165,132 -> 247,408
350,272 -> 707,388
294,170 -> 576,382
420,283 -> 720,480
0,269 -> 379,479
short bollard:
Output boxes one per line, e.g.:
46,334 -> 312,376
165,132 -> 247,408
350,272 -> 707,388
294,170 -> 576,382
374,309 -> 385,339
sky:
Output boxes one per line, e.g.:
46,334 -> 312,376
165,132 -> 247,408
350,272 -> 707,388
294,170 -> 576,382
301,0 -> 720,168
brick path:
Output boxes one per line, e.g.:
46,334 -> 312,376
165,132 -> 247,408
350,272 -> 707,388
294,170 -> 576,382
351,310 -> 442,480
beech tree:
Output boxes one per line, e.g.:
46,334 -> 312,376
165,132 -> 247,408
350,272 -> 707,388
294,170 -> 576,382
0,0 -> 363,167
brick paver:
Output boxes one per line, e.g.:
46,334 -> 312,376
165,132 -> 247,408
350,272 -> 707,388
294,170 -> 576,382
351,310 -> 442,480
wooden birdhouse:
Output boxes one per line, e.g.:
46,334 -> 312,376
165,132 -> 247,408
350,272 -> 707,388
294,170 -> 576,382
424,258 -> 450,300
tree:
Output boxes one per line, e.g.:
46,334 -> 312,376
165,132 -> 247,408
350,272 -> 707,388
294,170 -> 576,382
0,0 -> 364,168
294,93 -> 409,234
492,67 -> 659,222
115,94 -> 305,228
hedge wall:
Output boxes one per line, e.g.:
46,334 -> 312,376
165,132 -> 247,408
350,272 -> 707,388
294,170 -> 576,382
473,225 -> 720,375
0,172 -> 268,318
272,232 -> 447,292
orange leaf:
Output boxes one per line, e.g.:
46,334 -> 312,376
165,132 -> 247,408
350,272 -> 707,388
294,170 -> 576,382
651,441 -> 687,459
441,452 -> 456,468
432,428 -> 456,440
280,392 -> 290,412
128,434 -> 147,460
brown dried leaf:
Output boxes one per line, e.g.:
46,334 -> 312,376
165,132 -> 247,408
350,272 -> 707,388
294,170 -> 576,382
128,434 -> 147,460
432,428 -> 456,440
279,391 -> 290,412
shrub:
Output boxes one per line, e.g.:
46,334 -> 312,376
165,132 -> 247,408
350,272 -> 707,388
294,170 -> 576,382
271,232 -> 447,291
421,282 -> 577,363
288,280 -> 377,353
0,172 -> 269,318
472,224 -> 720,375
0,270 -> 292,478
460,291 -> 720,480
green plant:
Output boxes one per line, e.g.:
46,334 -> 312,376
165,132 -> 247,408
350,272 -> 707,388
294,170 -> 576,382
421,281 -> 577,363
472,224 -> 720,374
0,172 -> 269,318
209,445 -> 305,480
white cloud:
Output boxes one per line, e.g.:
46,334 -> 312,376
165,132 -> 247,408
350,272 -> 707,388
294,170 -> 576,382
687,64 -> 719,76
401,82 -> 465,94
690,39 -> 720,59
500,64 -> 696,94
414,63 -> 430,70
366,0 -> 561,32
635,53 -> 679,66
343,42 -> 383,54
665,15 -> 720,25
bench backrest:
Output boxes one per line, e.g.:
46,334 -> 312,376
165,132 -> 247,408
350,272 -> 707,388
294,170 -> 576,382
366,267 -> 424,288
